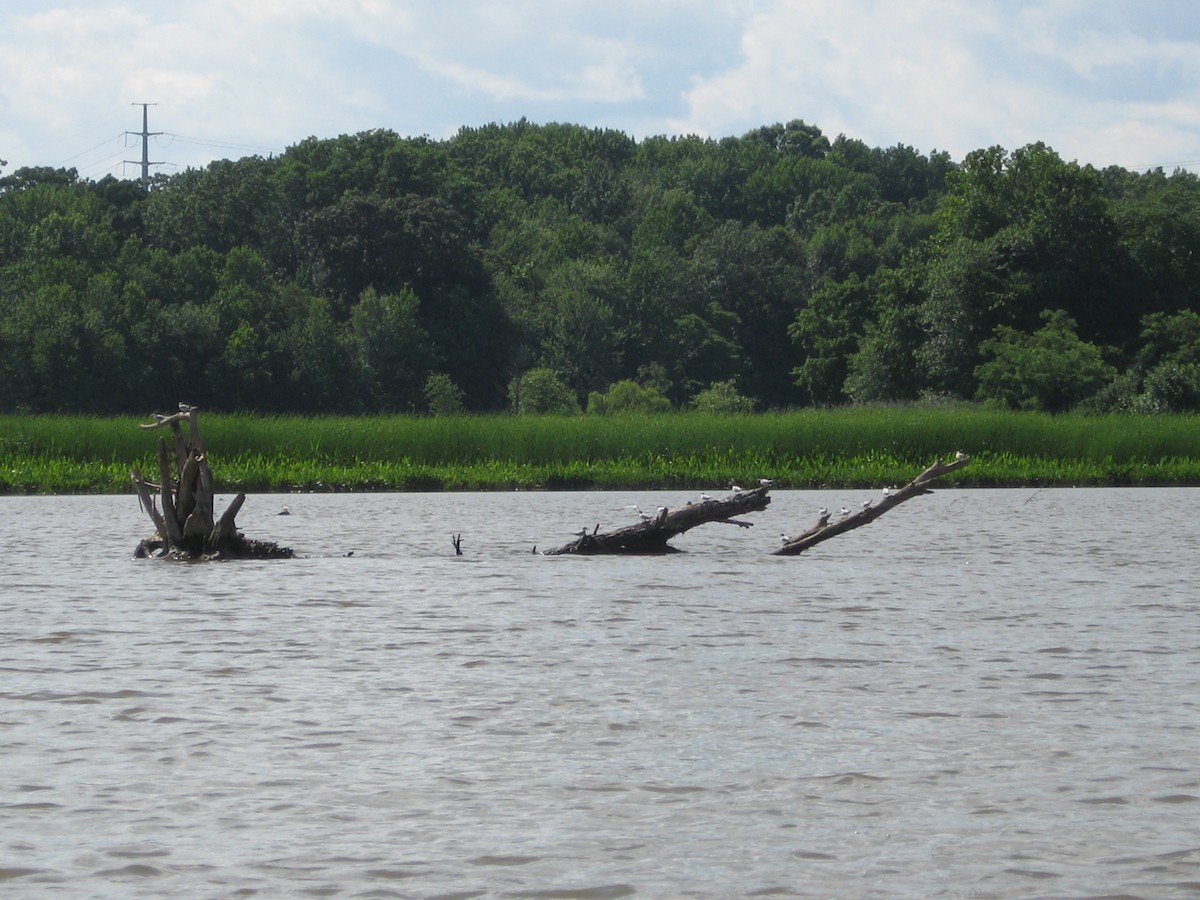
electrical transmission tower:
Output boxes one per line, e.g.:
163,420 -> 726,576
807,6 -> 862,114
125,102 -> 163,190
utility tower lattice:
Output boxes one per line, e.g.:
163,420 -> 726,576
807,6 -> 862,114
125,102 -> 162,191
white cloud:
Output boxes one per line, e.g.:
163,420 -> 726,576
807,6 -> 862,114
672,0 -> 1200,169
2,0 -> 1198,179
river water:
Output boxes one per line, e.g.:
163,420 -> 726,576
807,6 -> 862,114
1,487 -> 1198,898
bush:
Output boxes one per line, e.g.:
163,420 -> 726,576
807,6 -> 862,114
690,379 -> 756,413
507,368 -> 579,415
424,373 -> 465,415
1136,361 -> 1200,413
587,379 -> 672,414
974,310 -> 1115,413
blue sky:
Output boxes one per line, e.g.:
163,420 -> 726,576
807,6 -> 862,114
3,0 -> 1199,181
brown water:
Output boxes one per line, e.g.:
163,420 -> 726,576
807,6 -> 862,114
2,488 -> 1198,898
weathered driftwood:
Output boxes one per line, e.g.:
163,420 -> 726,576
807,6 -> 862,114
132,404 -> 293,560
774,453 -> 971,556
542,485 -> 772,555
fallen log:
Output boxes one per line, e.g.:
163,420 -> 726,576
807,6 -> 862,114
542,486 -> 771,555
774,453 -> 971,556
132,404 -> 293,560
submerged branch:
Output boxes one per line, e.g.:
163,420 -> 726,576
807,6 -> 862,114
543,486 -> 771,555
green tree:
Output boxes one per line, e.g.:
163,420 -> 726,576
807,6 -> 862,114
348,287 -> 435,410
744,119 -> 831,159
1091,309 -> 1200,412
974,309 -> 1115,413
1110,168 -> 1200,318
1136,361 -> 1200,412
844,268 -> 926,403
691,379 -> 756,413
276,285 -> 355,412
920,143 -> 1131,396
683,221 -> 806,407
507,367 -> 579,415
424,372 -> 466,415
789,275 -> 872,404
586,379 -> 671,414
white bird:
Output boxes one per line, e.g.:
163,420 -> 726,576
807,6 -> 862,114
731,484 -> 743,493
840,506 -> 850,517
760,478 -> 773,487
572,527 -> 589,537
955,450 -> 966,461
700,493 -> 712,502
818,507 -> 829,517
882,486 -> 892,498
861,499 -> 873,509
780,532 -> 790,543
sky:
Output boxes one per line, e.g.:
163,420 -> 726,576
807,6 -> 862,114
3,0 -> 1200,182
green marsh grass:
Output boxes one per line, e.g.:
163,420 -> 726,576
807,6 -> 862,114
2,409 -> 1198,493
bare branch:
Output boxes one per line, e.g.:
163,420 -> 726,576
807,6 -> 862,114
543,486 -> 771,555
775,453 -> 971,556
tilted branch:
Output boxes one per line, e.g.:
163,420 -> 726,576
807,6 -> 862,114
774,453 -> 971,556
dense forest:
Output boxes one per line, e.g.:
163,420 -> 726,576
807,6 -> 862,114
2,118 -> 1200,415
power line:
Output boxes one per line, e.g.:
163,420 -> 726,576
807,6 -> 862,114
162,134 -> 284,156
59,133 -> 125,166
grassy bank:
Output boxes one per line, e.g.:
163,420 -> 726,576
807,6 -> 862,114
1,409 -> 1198,493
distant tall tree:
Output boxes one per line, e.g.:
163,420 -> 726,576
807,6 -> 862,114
348,287 -> 435,411
918,143 -> 1132,397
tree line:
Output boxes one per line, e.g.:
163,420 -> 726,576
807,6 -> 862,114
2,118 -> 1199,415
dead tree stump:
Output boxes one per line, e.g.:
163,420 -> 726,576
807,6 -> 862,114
543,486 -> 772,555
775,453 -> 971,556
131,404 -> 293,560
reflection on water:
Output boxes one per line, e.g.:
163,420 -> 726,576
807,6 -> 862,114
1,488 -> 1199,897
